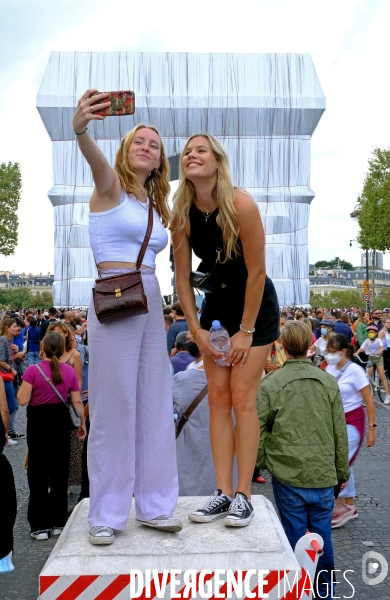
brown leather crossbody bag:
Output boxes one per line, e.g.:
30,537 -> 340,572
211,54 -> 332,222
93,202 -> 153,323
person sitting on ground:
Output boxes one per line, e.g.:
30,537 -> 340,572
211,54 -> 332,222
167,302 -> 188,354
174,340 -> 238,495
184,338 -> 204,370
256,321 -> 349,600
170,331 -> 195,374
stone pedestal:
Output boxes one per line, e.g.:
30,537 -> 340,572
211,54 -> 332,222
39,496 -> 303,599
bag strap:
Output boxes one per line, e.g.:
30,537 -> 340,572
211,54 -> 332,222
176,384 -> 208,439
136,202 -> 154,270
35,364 -> 68,407
94,200 -> 154,278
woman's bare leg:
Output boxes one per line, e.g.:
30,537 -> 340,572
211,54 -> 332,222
230,344 -> 272,498
203,355 -> 235,497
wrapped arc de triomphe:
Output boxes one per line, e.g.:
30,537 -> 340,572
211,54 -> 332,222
37,52 -> 325,307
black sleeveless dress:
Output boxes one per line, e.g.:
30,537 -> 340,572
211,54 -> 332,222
189,204 -> 279,346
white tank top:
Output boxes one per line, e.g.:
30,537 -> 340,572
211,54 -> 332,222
89,191 -> 168,268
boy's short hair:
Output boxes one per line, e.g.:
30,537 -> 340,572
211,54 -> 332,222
280,321 -> 312,357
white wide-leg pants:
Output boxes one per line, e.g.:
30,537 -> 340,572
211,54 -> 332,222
87,268 -> 179,530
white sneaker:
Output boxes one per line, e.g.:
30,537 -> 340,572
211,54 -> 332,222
136,516 -> 183,532
384,396 -> 390,405
52,527 -> 64,536
5,438 -> 18,446
30,530 -> 49,541
89,526 -> 114,545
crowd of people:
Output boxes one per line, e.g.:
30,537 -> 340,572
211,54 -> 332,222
0,102 -> 385,597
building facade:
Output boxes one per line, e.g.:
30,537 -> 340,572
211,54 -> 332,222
310,267 -> 390,301
0,271 -> 54,295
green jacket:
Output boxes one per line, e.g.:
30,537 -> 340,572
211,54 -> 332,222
256,359 -> 349,488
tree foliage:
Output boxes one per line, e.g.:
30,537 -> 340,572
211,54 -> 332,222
0,162 -> 22,256
374,287 -> 390,309
356,147 -> 390,252
310,290 -> 365,309
314,257 -> 354,270
0,288 -> 53,310
0,288 -> 33,309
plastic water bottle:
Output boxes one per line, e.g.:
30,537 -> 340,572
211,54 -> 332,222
209,320 -> 231,366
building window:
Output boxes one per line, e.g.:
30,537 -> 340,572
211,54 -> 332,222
324,291 -> 328,296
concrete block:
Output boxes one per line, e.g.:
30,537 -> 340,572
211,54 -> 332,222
39,496 -> 301,599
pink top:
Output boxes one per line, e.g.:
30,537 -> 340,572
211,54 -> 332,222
22,361 -> 79,407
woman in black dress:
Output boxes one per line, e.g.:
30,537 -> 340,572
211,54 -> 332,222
171,134 -> 279,526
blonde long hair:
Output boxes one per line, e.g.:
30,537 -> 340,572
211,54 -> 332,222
170,133 -> 240,261
115,124 -> 171,227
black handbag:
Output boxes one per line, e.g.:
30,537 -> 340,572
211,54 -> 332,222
189,227 -> 226,293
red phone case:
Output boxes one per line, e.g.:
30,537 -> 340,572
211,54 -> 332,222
91,91 -> 135,116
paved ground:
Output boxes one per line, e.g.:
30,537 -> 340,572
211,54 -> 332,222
2,397 -> 390,600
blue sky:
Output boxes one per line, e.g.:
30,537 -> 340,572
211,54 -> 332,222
0,0 -> 389,293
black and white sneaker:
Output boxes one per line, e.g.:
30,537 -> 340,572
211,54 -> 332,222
189,489 -> 232,523
9,432 -> 26,440
224,492 -> 254,527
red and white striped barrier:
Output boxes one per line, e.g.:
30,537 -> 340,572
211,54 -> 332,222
38,499 -> 324,600
39,533 -> 323,600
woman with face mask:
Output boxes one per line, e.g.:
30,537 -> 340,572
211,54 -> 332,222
325,335 -> 376,528
355,324 -> 390,403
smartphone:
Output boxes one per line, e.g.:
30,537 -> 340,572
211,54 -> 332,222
90,91 -> 135,116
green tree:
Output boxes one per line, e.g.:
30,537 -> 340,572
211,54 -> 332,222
314,257 -> 354,270
0,287 -> 33,309
374,288 -> 390,309
33,291 -> 53,309
327,290 -> 365,308
0,162 -> 22,255
356,147 -> 390,252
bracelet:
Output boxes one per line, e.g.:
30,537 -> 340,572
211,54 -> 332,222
74,126 -> 88,136
368,424 -> 377,427
239,324 -> 255,335
191,327 -> 202,340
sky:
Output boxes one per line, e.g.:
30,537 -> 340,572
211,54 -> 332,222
1,0 -> 389,296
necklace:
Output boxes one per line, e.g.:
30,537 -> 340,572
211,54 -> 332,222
196,201 -> 218,222
136,188 -> 149,210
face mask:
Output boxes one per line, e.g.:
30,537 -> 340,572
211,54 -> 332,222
321,328 -> 328,336
325,353 -> 342,366
367,332 -> 376,339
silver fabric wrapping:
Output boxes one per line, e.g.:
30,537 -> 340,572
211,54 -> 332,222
37,52 -> 325,306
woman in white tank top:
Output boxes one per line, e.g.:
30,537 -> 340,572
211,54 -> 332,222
72,89 -> 181,545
